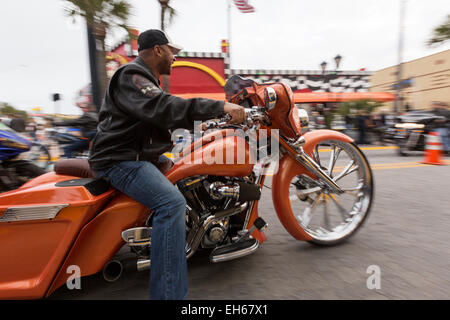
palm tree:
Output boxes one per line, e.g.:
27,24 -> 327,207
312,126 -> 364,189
158,0 -> 176,31
157,0 -> 177,92
64,0 -> 133,108
427,14 -> 450,46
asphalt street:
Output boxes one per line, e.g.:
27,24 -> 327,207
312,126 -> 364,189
49,146 -> 450,300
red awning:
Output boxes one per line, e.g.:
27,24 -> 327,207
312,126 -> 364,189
292,92 -> 396,103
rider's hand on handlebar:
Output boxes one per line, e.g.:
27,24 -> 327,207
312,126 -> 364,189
223,102 -> 246,124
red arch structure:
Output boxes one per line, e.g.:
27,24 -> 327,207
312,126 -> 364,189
102,31 -> 394,103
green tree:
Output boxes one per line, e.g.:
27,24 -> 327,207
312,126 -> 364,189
336,100 -> 382,116
157,0 -> 177,92
63,0 -> 133,99
427,14 -> 450,46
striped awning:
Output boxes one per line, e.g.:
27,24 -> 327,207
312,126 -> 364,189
174,91 -> 396,103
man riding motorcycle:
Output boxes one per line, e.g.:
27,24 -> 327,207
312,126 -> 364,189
88,29 -> 245,300
52,104 -> 98,158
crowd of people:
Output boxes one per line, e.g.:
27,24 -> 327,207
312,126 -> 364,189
309,107 -> 389,145
9,100 -> 450,158
308,101 -> 450,149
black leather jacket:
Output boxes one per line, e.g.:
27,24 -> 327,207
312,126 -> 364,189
88,57 -> 225,171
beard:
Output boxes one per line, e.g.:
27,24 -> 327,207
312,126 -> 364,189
160,56 -> 173,75
163,64 -> 172,75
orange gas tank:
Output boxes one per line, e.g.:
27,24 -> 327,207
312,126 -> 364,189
167,134 -> 256,183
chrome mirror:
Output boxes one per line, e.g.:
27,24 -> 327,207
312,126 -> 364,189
264,87 -> 277,110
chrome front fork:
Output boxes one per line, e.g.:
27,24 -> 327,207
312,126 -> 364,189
286,136 -> 344,195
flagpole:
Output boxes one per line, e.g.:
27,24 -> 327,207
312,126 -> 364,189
227,0 -> 232,70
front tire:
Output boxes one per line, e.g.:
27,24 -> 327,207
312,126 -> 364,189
288,140 -> 374,246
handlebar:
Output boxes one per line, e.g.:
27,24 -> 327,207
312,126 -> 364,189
205,106 -> 267,130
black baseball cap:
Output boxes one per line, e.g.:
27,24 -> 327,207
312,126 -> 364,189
137,29 -> 182,54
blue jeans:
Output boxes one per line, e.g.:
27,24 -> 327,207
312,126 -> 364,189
94,157 -> 188,300
435,127 -> 450,152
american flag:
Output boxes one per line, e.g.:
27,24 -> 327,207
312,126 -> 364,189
233,0 -> 255,13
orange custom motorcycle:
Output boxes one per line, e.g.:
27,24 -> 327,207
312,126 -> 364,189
0,75 -> 373,299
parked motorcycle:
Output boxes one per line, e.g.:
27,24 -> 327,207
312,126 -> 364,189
45,127 -> 91,159
393,111 -> 446,156
0,76 -> 374,299
0,118 -> 47,192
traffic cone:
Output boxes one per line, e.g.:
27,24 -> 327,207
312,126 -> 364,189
421,131 -> 445,165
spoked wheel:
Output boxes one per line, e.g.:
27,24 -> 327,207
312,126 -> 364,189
288,140 -> 374,246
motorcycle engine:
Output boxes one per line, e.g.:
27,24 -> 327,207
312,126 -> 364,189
177,174 -> 259,250
202,218 -> 229,248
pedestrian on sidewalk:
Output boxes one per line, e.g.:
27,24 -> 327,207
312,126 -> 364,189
431,101 -> 450,154
356,109 -> 370,145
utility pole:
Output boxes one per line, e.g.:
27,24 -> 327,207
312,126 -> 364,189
395,0 -> 406,114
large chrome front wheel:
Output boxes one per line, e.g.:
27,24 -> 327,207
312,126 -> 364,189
289,140 -> 374,246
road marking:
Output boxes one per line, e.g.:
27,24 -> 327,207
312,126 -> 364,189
349,160 -> 449,171
330,160 -> 449,171
360,146 -> 399,151
319,146 -> 398,152
370,163 -> 444,170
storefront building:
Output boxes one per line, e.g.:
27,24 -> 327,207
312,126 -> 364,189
370,49 -> 450,111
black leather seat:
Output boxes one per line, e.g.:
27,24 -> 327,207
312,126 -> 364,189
54,158 -> 94,178
54,157 -> 174,178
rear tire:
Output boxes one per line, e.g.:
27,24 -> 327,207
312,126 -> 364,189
0,160 -> 46,191
15,160 -> 47,177
10,160 -> 46,186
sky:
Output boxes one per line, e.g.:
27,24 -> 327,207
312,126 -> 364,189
0,0 -> 449,115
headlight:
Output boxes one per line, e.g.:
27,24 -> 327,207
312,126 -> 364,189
394,123 -> 425,129
264,87 -> 277,110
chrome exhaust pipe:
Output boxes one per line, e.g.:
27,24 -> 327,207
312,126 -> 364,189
137,259 -> 151,272
102,259 -> 124,282
103,256 -> 142,282
115,204 -> 249,271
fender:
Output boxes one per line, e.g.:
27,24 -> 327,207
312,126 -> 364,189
271,129 -> 353,241
46,193 -> 148,297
